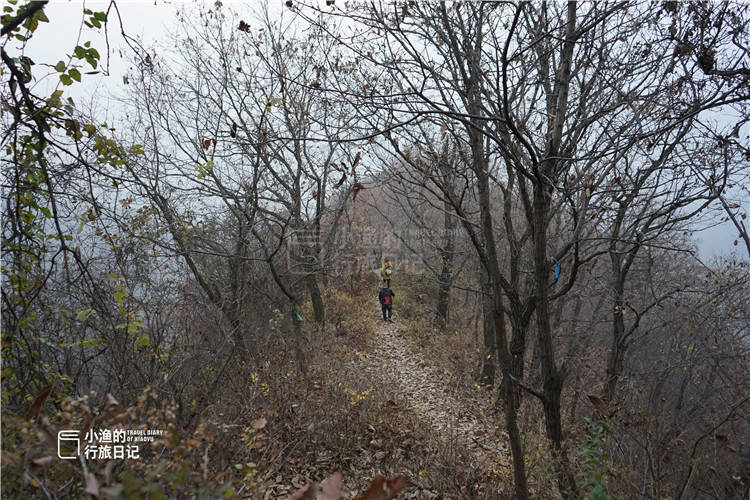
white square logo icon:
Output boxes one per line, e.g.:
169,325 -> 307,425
57,430 -> 80,459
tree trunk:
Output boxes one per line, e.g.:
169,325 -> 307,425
306,273 -> 325,324
480,268 -> 496,385
604,271 -> 626,401
473,139 -> 529,500
500,349 -> 527,499
493,298 -> 528,500
291,306 -> 308,376
436,266 -> 451,324
509,312 -> 527,408
436,164 -> 455,325
532,185 -> 578,499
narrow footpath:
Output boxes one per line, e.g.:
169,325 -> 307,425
362,301 -> 511,471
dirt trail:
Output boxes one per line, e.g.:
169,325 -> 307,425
362,301 -> 511,469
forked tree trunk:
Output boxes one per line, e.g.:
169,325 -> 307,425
473,139 -> 529,499
532,185 -> 578,500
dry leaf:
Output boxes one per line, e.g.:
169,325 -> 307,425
287,472 -> 344,500
251,418 -> 267,430
588,394 -> 609,417
288,482 -> 315,500
104,462 -> 114,485
355,474 -> 407,500
106,393 -> 120,408
320,472 -> 344,499
334,172 -> 347,188
352,182 -> 366,201
30,456 -> 55,470
38,416 -> 57,449
27,384 -> 53,418
86,473 -> 99,499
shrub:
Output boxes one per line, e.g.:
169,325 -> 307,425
578,418 -> 617,500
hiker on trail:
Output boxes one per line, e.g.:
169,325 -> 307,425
380,258 -> 393,287
378,285 -> 395,322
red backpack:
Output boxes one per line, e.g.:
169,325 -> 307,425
383,294 -> 391,306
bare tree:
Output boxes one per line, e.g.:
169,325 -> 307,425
118,4 -> 359,364
294,1 -> 750,497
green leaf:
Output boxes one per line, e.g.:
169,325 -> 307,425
23,16 -> 38,33
60,74 -> 73,86
54,60 -> 65,72
39,206 -> 51,218
113,288 -> 127,304
76,307 -> 96,321
196,161 -> 215,179
93,11 -> 107,22
69,68 -> 81,82
47,89 -> 64,107
74,45 -> 86,59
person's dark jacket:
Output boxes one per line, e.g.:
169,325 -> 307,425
378,287 -> 395,306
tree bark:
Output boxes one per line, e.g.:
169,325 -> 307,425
480,267 -> 496,385
306,273 -> 325,324
474,137 -> 529,500
604,290 -> 626,401
436,200 -> 454,324
533,184 -> 578,499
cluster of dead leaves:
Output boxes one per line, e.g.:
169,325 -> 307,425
287,472 -> 407,500
22,385 -> 131,499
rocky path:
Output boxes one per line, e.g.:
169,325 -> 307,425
362,302 -> 511,469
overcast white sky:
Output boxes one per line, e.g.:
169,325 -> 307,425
15,0 -> 749,261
